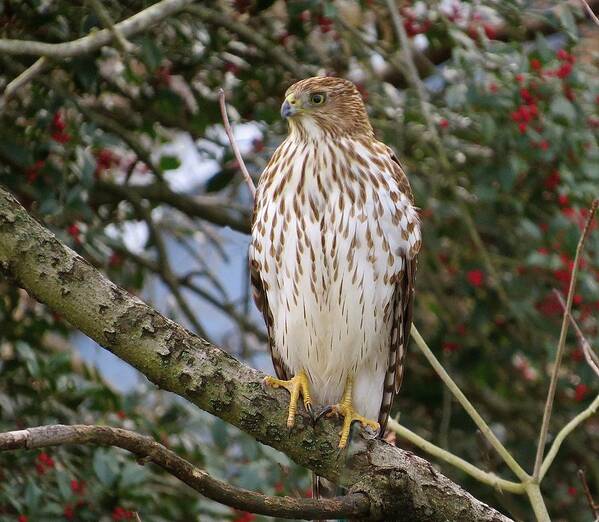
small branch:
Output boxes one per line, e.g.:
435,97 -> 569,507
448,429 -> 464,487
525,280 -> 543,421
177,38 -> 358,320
0,425 -> 369,520
0,57 -> 48,106
410,326 -> 530,482
555,290 -> 599,378
87,0 -> 136,54
539,393 -> 599,481
388,419 -> 525,494
533,199 -> 598,480
578,469 -> 599,520
524,483 -> 551,522
0,0 -> 194,58
581,0 -> 599,26
94,180 -> 251,234
186,5 -> 309,77
218,89 -> 256,198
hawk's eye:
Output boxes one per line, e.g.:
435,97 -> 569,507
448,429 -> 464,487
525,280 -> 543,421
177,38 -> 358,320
310,93 -> 326,105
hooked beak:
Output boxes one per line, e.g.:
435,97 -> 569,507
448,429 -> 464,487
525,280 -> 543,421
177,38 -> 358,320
281,95 -> 299,119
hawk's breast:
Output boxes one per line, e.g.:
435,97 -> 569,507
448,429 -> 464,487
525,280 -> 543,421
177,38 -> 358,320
250,136 -> 420,417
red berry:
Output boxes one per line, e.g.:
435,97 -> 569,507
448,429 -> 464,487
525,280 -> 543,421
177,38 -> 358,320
18,515 -> 28,522
556,62 -> 573,79
574,383 -> 588,402
557,193 -> 569,206
64,504 -> 75,520
442,342 -> 460,353
70,479 -> 85,494
530,58 -> 542,71
439,118 -> 449,129
544,170 -> 560,191
518,122 -> 527,134
466,269 -> 484,287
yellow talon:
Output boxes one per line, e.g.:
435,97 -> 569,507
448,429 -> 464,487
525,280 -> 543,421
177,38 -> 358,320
328,377 -> 380,448
264,370 -> 313,428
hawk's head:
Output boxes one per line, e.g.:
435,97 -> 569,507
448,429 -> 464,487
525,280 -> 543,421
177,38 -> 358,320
281,77 -> 373,138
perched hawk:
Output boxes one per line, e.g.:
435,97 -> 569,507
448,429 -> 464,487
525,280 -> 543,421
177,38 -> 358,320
250,77 -> 421,450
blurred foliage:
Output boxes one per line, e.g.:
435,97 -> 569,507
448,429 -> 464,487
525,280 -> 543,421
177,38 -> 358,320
0,0 -> 598,521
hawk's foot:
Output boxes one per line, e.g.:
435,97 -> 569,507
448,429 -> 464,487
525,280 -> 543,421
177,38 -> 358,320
264,370 -> 313,428
327,377 -> 380,448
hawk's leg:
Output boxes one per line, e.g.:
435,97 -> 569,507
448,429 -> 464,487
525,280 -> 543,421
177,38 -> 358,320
264,370 -> 313,428
328,376 -> 380,449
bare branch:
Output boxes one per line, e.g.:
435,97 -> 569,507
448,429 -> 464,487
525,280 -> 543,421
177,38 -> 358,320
0,57 -> 48,106
218,89 -> 256,198
581,0 -> 599,26
0,424 -> 369,520
554,290 -> 599,378
410,326 -> 530,482
94,180 -> 251,234
87,0 -> 136,54
533,199 -> 598,479
539,393 -> 599,481
388,419 -> 525,494
578,469 -> 599,521
186,5 -> 309,77
0,0 -> 194,58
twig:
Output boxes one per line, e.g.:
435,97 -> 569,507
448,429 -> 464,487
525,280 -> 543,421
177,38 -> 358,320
539,393 -> 599,480
554,290 -> 599,378
186,5 -> 309,77
0,57 -> 48,106
87,0 -> 136,54
533,199 -> 598,480
578,469 -> 599,520
0,425 -> 370,520
218,88 -> 256,198
581,0 -> 599,25
387,419 -> 525,494
0,0 -> 193,58
410,326 -> 530,482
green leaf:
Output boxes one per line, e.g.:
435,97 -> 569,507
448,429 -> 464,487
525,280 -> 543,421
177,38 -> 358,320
550,97 -> 576,123
119,462 -> 148,489
535,33 -> 553,62
159,155 -> 181,171
140,35 -> 162,71
77,148 -> 97,188
25,479 -> 42,511
558,5 -> 578,40
93,449 -> 117,487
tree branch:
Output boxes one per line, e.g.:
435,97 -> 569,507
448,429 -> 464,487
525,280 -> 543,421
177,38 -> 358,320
0,0 -> 194,58
387,419 -> 525,494
0,424 -> 368,520
94,180 -> 251,234
533,199 -> 598,480
0,185 -> 512,522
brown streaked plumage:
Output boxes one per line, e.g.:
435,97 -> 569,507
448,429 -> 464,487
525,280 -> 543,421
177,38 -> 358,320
250,77 -> 420,458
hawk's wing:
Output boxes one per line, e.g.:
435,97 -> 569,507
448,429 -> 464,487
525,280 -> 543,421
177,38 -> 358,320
377,151 -> 419,433
250,202 -> 291,382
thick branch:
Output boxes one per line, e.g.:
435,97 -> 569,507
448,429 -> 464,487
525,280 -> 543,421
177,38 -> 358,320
0,185 -> 511,522
0,0 -> 193,58
0,424 -> 368,520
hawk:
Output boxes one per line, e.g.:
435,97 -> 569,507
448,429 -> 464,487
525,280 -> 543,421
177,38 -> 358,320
250,77 -> 421,450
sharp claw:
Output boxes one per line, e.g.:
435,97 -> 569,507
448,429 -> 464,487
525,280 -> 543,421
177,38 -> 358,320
315,405 -> 334,423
